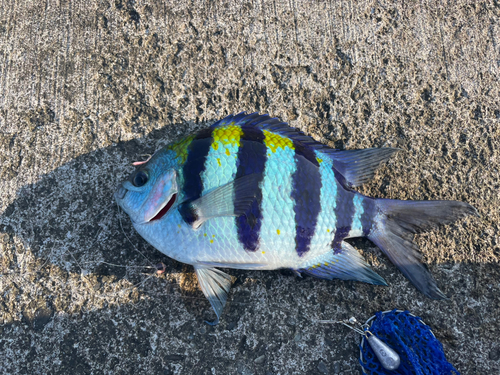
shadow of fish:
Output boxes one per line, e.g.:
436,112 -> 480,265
115,112 -> 478,324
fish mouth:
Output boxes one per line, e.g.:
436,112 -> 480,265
115,185 -> 128,200
148,193 -> 177,222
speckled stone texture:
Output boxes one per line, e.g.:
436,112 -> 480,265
0,1 -> 499,374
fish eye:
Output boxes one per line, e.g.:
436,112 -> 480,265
132,170 -> 149,187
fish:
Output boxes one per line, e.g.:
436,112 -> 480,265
115,112 -> 478,324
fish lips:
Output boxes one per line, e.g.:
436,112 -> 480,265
147,193 -> 177,222
142,170 -> 178,223
115,185 -> 128,200
115,185 -> 177,224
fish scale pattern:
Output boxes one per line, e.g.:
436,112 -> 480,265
140,116 -> 375,268
192,122 -> 365,267
291,150 -> 323,257
117,112 -> 477,323
263,130 -> 295,153
167,134 -> 195,165
199,216 -> 243,262
201,126 -> 241,192
259,139 -> 297,259
309,150 -> 338,254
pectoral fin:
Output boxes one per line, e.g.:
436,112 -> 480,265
179,174 -> 259,228
194,266 -> 233,325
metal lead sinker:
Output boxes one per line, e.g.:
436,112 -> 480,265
318,316 -> 401,371
365,330 -> 400,370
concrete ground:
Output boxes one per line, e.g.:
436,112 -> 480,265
1,1 -> 499,374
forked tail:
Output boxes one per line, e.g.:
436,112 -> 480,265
368,199 -> 478,299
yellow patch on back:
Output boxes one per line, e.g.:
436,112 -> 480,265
211,125 -> 244,150
225,148 -> 231,156
263,130 -> 295,153
316,157 -> 323,164
217,158 -> 221,166
167,135 -> 195,164
276,229 -> 280,235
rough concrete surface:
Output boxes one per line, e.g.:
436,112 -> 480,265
0,0 -> 499,374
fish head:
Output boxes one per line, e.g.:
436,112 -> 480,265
115,159 -> 179,225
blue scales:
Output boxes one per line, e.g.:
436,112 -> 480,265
115,112 -> 478,324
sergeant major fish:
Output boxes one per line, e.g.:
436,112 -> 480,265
115,112 -> 477,324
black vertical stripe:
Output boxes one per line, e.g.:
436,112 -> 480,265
331,226 -> 351,254
234,127 -> 267,252
332,167 -> 354,254
361,196 -> 375,237
180,128 -> 213,202
291,141 -> 322,257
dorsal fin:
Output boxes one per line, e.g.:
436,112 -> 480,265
210,111 -> 284,129
325,148 -> 400,187
210,112 -> 399,186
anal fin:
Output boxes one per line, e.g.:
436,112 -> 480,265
194,266 -> 233,325
197,260 -> 267,269
298,242 -> 387,286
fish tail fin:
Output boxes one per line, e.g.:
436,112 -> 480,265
368,199 -> 478,299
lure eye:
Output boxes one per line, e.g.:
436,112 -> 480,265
132,170 -> 149,187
